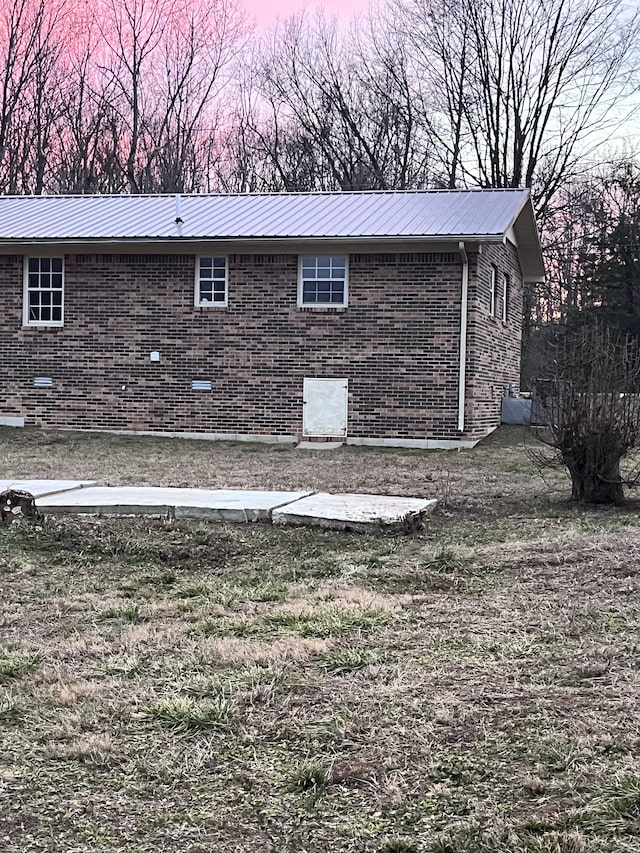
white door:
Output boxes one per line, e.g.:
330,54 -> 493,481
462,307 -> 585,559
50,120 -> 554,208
303,378 -> 348,437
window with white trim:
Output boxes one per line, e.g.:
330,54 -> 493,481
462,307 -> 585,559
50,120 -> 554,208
489,264 -> 497,317
499,272 -> 509,321
299,256 -> 348,306
24,257 -> 64,326
196,256 -> 228,306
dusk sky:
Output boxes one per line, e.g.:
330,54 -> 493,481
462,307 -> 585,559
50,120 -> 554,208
245,0 -> 370,28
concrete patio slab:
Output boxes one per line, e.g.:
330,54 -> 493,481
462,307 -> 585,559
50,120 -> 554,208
272,492 -> 438,531
37,486 -> 313,522
5,479 -> 438,532
0,479 -> 96,498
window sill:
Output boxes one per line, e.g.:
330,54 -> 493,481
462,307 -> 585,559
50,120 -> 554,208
298,305 -> 348,311
22,323 -> 64,330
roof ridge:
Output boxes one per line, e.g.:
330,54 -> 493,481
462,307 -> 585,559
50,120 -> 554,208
0,188 -> 530,201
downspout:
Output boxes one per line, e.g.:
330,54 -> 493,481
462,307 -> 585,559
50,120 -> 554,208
458,241 -> 469,433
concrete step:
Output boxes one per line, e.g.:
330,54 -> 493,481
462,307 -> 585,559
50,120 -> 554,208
296,441 -> 344,450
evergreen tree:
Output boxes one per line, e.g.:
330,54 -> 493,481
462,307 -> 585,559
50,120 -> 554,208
586,164 -> 640,337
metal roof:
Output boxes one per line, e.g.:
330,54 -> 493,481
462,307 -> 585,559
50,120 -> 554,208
0,188 -> 533,239
0,189 -> 544,278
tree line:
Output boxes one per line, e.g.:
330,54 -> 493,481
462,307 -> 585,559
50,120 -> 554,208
3,0 -> 636,198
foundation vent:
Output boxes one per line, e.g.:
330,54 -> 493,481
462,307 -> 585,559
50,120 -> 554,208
192,380 -> 212,391
33,377 -> 53,388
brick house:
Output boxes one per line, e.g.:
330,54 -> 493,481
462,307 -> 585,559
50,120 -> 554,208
0,189 -> 543,448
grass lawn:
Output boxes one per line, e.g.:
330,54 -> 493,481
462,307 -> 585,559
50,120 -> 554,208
1,426 -> 640,851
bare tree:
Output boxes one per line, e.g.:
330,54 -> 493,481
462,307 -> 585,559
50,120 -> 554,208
399,0 -> 640,217
209,83 -> 269,192
49,35 -> 126,193
534,324 -> 640,503
93,0 -> 177,193
138,0 -> 247,192
243,12 -> 434,191
91,0 -> 246,193
0,0 -> 68,193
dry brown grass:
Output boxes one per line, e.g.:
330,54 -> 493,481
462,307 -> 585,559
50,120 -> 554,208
0,423 -> 557,502
1,426 -> 640,852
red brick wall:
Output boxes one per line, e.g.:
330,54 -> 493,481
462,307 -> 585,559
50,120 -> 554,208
0,247 -> 522,441
465,242 -> 524,438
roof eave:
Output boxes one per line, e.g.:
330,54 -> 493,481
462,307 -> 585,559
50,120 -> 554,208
507,193 -> 545,280
0,233 -> 509,246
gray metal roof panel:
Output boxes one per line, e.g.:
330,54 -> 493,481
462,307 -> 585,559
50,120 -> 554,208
0,189 -> 534,241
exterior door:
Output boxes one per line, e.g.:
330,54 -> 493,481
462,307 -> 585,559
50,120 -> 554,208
303,378 -> 348,437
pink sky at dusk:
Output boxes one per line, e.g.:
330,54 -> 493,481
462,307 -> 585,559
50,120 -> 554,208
244,0 -> 371,28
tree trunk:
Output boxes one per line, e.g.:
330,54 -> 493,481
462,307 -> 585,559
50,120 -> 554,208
564,435 -> 625,504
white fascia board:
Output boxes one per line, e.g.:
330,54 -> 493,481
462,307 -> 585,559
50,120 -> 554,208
0,235 -> 503,250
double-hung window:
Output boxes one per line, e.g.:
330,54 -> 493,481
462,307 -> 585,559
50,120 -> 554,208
299,256 -> 348,307
24,257 -> 64,326
196,256 -> 228,307
500,273 -> 509,321
489,264 -> 497,317
489,265 -> 508,322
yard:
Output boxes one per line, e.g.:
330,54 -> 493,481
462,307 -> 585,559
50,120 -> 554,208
1,426 -> 640,852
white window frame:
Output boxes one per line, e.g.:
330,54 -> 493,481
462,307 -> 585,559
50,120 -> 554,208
23,256 -> 64,327
195,256 -> 228,307
298,255 -> 349,307
500,272 -> 509,322
489,264 -> 497,317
